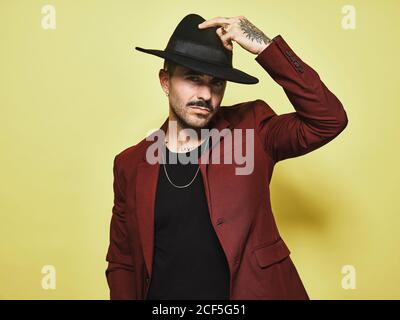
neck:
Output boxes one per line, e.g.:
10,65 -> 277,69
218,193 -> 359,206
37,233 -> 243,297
165,114 -> 211,153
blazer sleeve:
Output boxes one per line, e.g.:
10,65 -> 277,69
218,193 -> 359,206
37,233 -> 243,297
105,155 -> 136,299
252,34 -> 348,163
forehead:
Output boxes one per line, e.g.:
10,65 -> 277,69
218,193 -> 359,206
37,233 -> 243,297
176,65 -> 225,81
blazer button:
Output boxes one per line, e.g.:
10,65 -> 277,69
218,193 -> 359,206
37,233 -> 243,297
216,217 -> 225,225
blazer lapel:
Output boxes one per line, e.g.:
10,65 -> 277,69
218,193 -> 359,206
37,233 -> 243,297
198,112 -> 231,220
135,117 -> 167,277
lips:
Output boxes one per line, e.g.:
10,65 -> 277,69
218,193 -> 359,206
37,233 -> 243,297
189,106 -> 211,114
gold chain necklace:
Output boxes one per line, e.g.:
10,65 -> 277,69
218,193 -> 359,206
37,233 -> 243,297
161,137 -> 210,189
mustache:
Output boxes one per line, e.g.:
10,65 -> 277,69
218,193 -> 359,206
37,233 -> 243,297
187,100 -> 212,110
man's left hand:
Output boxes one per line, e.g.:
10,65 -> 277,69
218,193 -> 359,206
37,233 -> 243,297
198,16 -> 272,55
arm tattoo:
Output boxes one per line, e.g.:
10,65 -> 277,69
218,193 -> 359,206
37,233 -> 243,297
238,17 -> 271,45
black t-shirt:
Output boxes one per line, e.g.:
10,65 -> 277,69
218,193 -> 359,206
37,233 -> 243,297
146,136 -> 230,300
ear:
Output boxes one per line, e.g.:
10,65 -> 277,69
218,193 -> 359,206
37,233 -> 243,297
159,69 -> 170,94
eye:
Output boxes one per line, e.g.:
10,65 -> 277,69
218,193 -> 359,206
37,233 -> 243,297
188,76 -> 200,82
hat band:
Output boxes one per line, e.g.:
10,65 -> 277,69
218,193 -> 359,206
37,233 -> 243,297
166,38 -> 231,67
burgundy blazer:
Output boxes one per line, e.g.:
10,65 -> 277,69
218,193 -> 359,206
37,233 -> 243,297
105,34 -> 348,300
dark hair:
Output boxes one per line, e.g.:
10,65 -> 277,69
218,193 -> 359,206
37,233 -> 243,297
163,59 -> 179,77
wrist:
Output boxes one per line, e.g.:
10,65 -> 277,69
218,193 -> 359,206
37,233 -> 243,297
257,38 -> 273,55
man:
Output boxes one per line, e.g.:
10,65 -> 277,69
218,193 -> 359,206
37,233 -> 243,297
105,13 -> 348,300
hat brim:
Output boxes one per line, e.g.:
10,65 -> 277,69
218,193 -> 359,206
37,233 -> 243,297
135,47 -> 259,85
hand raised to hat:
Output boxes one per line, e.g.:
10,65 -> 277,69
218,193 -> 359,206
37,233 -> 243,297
198,16 -> 272,55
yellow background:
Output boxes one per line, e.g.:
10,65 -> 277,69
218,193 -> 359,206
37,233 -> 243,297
0,0 -> 399,299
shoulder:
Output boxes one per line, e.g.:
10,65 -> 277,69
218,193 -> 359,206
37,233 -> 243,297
113,136 -> 151,171
219,99 -> 276,126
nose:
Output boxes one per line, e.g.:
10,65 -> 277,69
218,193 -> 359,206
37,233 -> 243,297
197,85 -> 212,101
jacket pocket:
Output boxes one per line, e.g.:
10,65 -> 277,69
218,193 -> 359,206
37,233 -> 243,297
252,238 -> 291,268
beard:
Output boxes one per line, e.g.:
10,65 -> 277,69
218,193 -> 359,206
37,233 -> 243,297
170,103 -> 213,130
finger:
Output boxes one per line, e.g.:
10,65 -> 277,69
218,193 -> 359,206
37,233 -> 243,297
216,27 -> 233,50
216,27 -> 224,37
198,16 -> 232,29
221,34 -> 233,50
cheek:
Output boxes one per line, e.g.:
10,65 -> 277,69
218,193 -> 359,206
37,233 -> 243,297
212,92 -> 224,105
170,89 -> 191,112
173,82 -> 190,96
177,87 -> 196,106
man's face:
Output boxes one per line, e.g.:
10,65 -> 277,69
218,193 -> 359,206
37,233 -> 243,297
159,64 -> 227,129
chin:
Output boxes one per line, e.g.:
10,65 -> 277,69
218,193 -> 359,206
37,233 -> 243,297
185,117 -> 211,129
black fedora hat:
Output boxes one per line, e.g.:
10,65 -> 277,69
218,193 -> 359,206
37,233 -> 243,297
134,13 -> 259,85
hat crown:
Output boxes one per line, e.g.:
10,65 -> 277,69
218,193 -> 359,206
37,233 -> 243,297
134,13 -> 259,84
165,14 -> 232,67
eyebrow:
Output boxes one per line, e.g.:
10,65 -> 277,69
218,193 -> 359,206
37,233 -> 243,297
183,70 -> 224,81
